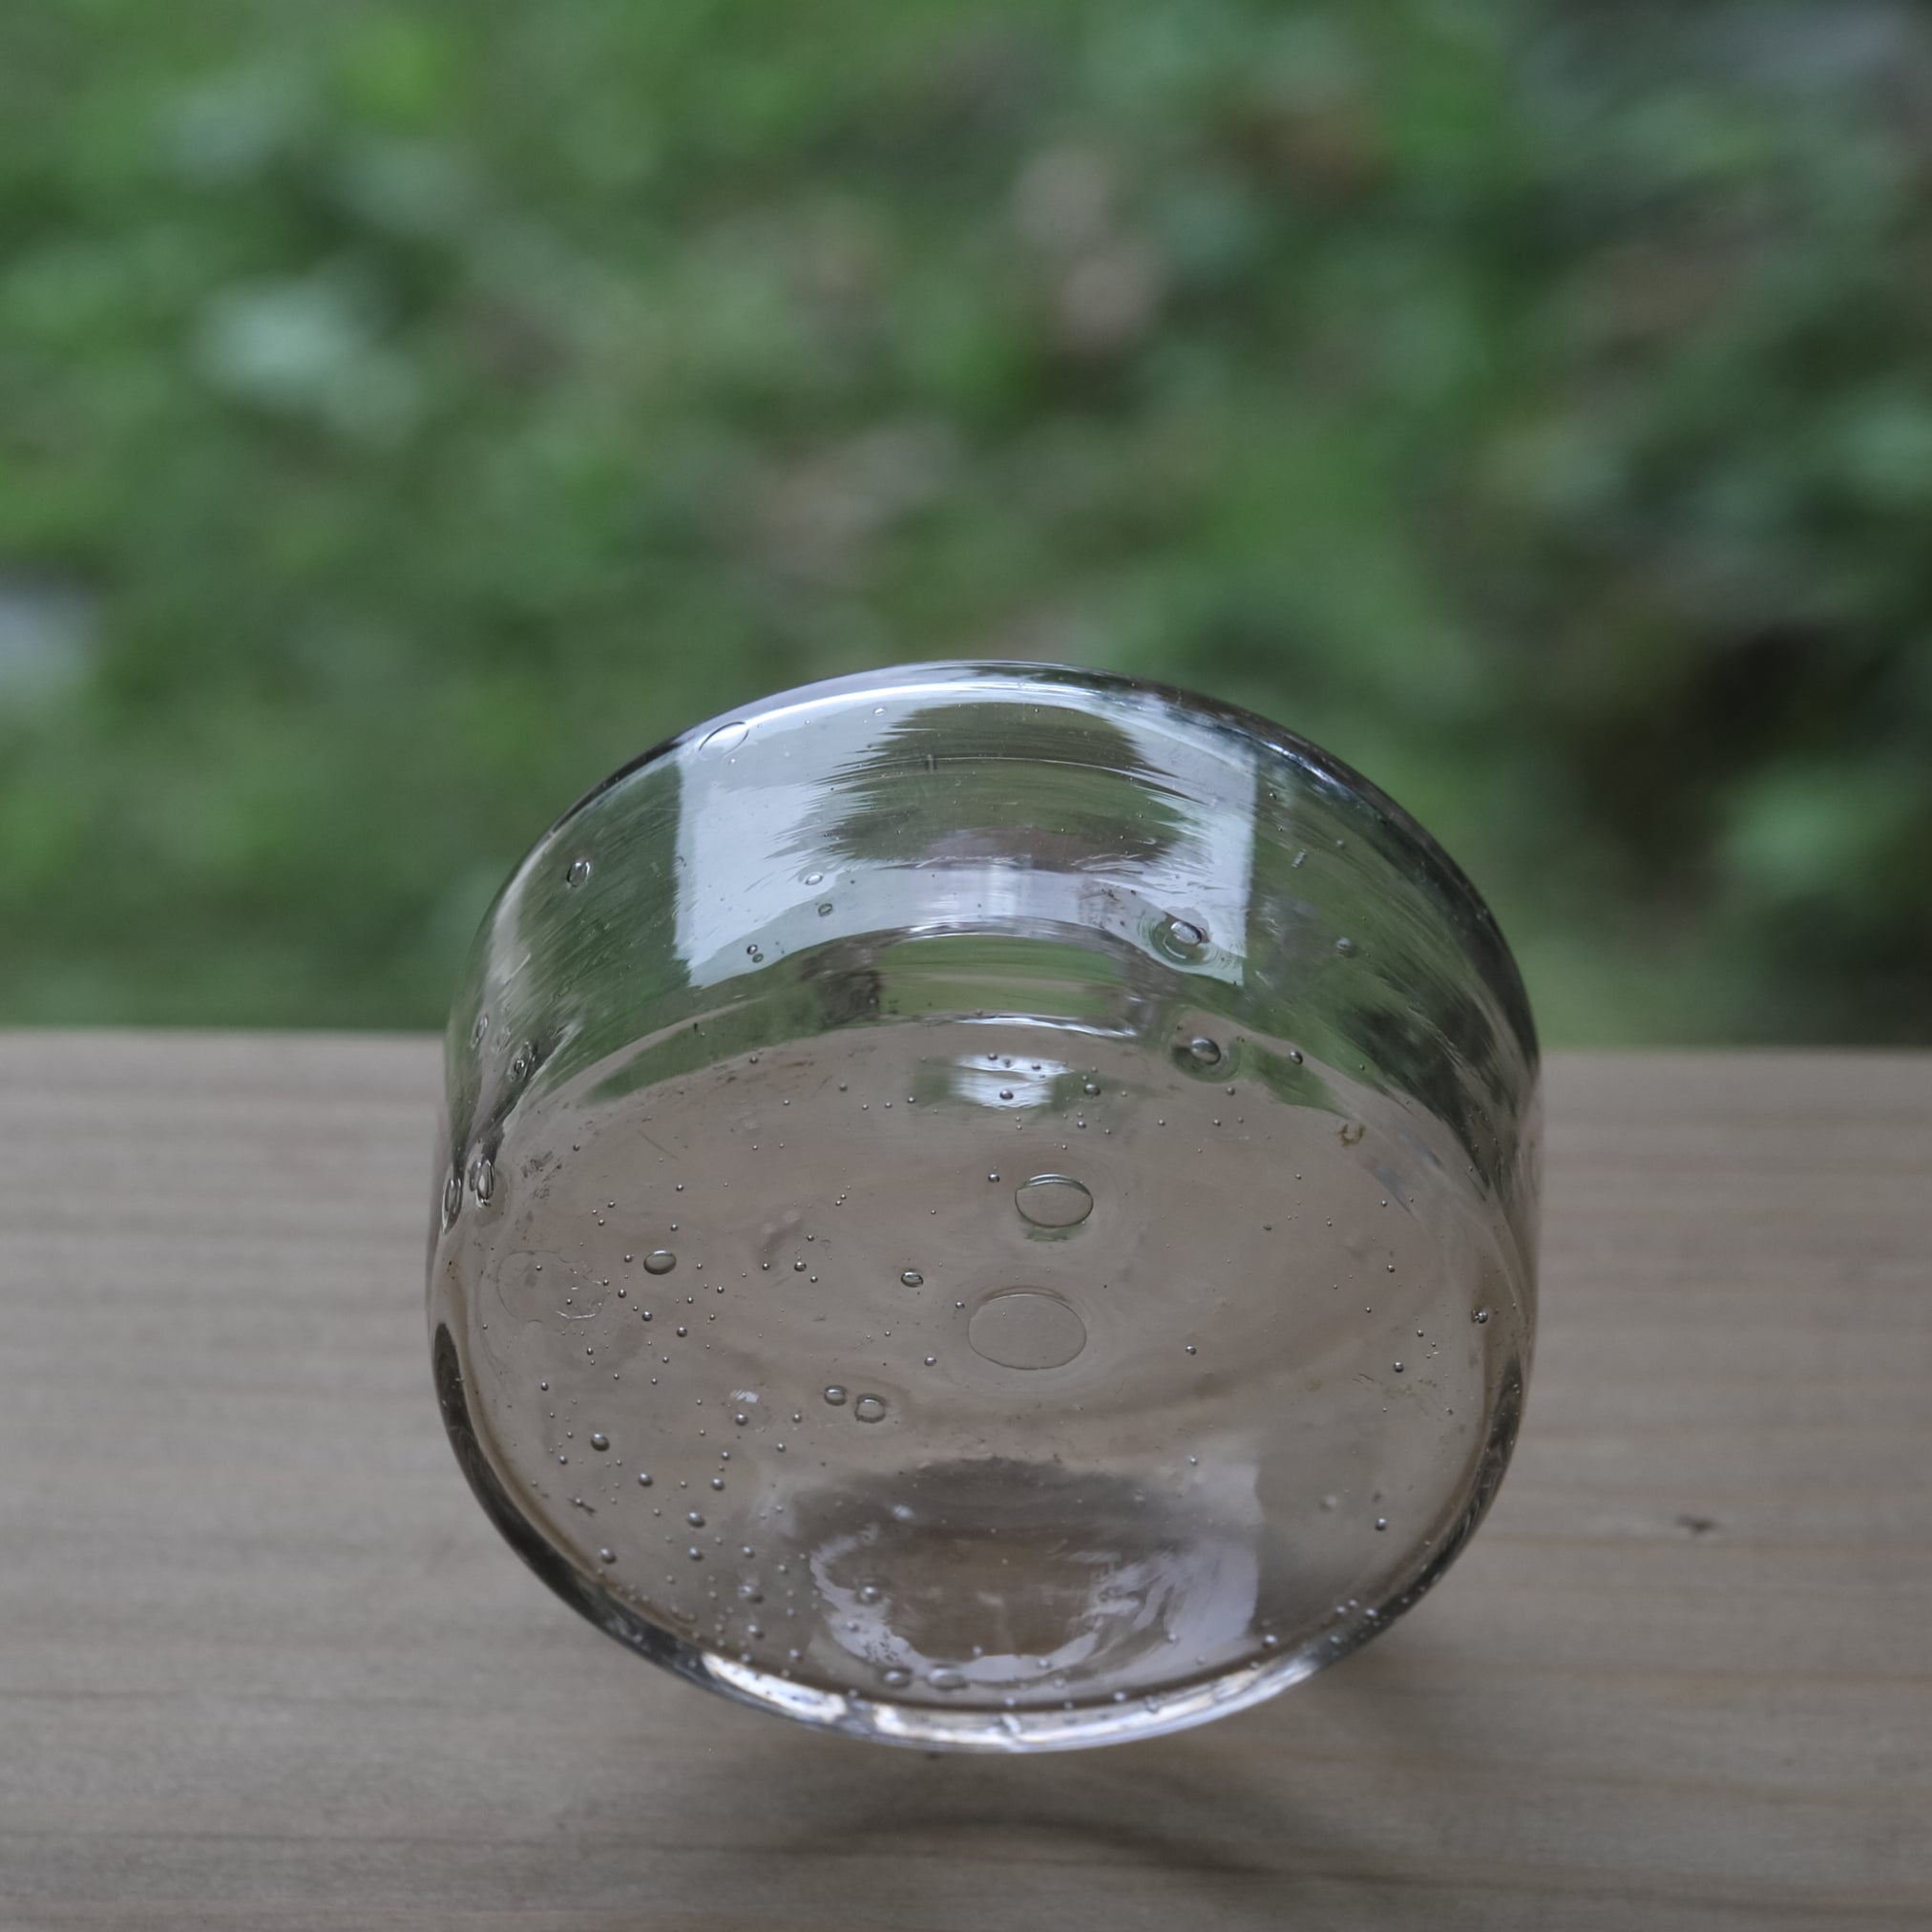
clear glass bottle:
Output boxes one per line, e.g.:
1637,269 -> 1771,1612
429,663 -> 1539,1750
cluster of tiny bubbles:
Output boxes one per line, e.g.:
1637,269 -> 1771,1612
853,1395 -> 888,1423
1153,914 -> 1209,963
900,1270 -> 923,1287
823,1386 -> 848,1406
643,1250 -> 677,1275
565,856 -> 592,888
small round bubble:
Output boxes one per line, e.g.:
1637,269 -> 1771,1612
1154,914 -> 1208,962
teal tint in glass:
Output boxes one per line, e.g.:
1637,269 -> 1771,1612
428,664 -> 1540,1751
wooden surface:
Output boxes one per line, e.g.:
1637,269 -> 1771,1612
1,1035 -> 1928,1931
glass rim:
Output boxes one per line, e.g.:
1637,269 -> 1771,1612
522,659 -> 1537,1060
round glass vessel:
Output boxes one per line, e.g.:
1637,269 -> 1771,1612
428,663 -> 1540,1751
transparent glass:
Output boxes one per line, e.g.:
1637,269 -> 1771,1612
428,663 -> 1539,1751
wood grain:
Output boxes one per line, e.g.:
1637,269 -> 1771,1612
0,1034 -> 1927,1931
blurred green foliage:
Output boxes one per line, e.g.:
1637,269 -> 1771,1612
2,0 -> 1928,1040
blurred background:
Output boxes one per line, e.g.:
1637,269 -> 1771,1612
2,0 -> 1928,1043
